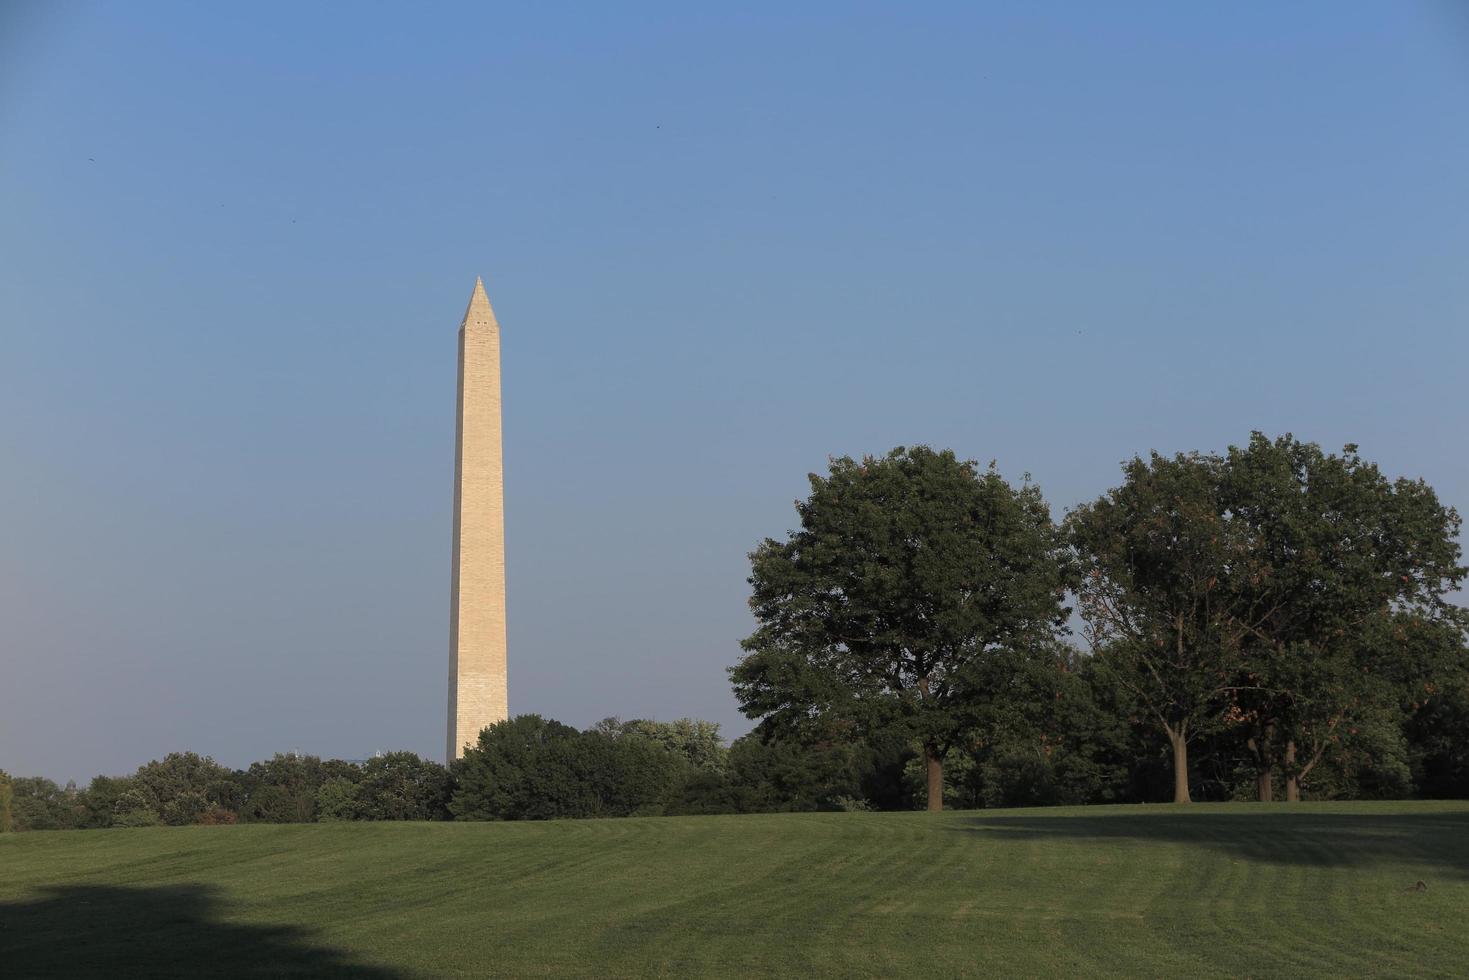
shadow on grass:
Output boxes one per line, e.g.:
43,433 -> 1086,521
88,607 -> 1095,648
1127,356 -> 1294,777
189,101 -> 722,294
960,808 -> 1469,880
0,884 -> 412,980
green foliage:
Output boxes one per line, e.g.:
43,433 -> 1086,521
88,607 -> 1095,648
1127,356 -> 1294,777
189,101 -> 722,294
131,752 -> 236,826
725,735 -> 867,811
1407,665 -> 1469,798
450,715 -> 581,820
1067,433 -> 1467,802
666,733 -> 877,814
1308,712 -> 1414,800
0,770 -> 13,833
1218,434 -> 1467,798
296,753 -> 450,822
238,753 -> 357,823
160,791 -> 211,827
1068,449 -> 1250,801
353,752 -> 451,821
77,776 -> 136,829
596,717 -> 728,771
903,748 -> 977,808
315,778 -> 360,822
4,777 -> 81,831
733,446 -> 1073,809
110,788 -> 161,827
451,715 -> 686,820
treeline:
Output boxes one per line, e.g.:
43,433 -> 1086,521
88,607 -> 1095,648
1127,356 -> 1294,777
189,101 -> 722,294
730,434 -> 1469,808
6,675 -> 1469,832
0,750 -> 452,831
4,431 -> 1466,828
0,717 -> 889,830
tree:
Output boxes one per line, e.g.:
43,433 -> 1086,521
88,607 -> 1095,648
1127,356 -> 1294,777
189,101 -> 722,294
664,734 -> 872,814
723,735 -> 868,811
450,715 -> 686,821
593,718 -> 728,771
78,776 -> 137,829
315,778 -> 361,821
111,788 -> 161,827
937,642 -> 1138,809
1220,434 -> 1466,800
5,777 -> 82,830
354,752 -> 451,821
1406,644 -> 1469,798
731,446 -> 1073,811
451,715 -> 581,820
131,752 -> 237,826
239,753 -> 355,823
0,771 -> 13,833
1068,451 -> 1261,803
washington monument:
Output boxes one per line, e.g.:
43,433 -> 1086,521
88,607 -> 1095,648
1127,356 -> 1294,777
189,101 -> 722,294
446,276 -> 509,762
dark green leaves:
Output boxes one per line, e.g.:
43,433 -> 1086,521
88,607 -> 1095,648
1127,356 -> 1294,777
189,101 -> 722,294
732,446 -> 1073,758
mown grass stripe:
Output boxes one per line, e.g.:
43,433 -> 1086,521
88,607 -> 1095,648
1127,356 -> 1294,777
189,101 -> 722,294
2,802 -> 1466,978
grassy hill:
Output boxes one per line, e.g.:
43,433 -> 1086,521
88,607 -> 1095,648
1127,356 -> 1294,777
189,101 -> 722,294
2,801 -> 1466,978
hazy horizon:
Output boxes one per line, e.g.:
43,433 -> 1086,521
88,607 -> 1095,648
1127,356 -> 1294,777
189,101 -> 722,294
3,2 -> 1467,784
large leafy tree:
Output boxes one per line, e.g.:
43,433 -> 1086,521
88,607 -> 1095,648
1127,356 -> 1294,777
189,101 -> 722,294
1220,434 -> 1466,800
731,446 -> 1073,811
1068,451 -> 1264,803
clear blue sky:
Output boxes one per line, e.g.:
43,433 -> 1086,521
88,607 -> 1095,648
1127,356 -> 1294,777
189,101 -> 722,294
3,2 -> 1466,783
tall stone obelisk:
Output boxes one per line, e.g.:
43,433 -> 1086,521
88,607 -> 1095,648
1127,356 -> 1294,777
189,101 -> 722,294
447,276 -> 509,762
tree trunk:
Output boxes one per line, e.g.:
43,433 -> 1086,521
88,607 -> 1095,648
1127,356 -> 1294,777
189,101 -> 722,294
1253,724 -> 1275,802
1284,740 -> 1300,802
925,746 -> 944,812
1167,725 -> 1191,804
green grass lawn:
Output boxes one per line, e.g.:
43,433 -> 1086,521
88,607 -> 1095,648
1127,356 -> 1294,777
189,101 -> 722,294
2,801 -> 1466,978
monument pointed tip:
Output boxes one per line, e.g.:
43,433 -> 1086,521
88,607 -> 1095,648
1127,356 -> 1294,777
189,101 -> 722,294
462,275 -> 497,326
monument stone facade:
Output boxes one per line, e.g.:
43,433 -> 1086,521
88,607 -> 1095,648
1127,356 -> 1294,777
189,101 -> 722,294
447,277 -> 509,762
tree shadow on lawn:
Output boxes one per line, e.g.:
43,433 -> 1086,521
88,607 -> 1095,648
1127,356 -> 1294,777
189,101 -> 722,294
960,809 -> 1469,881
0,883 -> 413,980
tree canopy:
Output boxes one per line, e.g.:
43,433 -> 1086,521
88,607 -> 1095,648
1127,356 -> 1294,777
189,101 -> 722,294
1070,434 -> 1466,802
731,446 -> 1073,810
1219,434 -> 1466,800
1068,450 -> 1256,802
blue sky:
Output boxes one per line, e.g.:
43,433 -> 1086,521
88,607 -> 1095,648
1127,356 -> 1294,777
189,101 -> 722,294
3,2 -> 1467,782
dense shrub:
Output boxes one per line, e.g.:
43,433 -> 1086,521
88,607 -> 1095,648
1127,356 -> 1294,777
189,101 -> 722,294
75,775 -> 135,829
111,788 -> 161,827
666,734 -> 877,815
238,753 -> 357,823
315,778 -> 360,821
5,777 -> 80,830
450,715 -> 686,820
128,752 -> 237,827
1407,678 -> 1469,799
594,718 -> 727,771
352,752 -> 452,821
